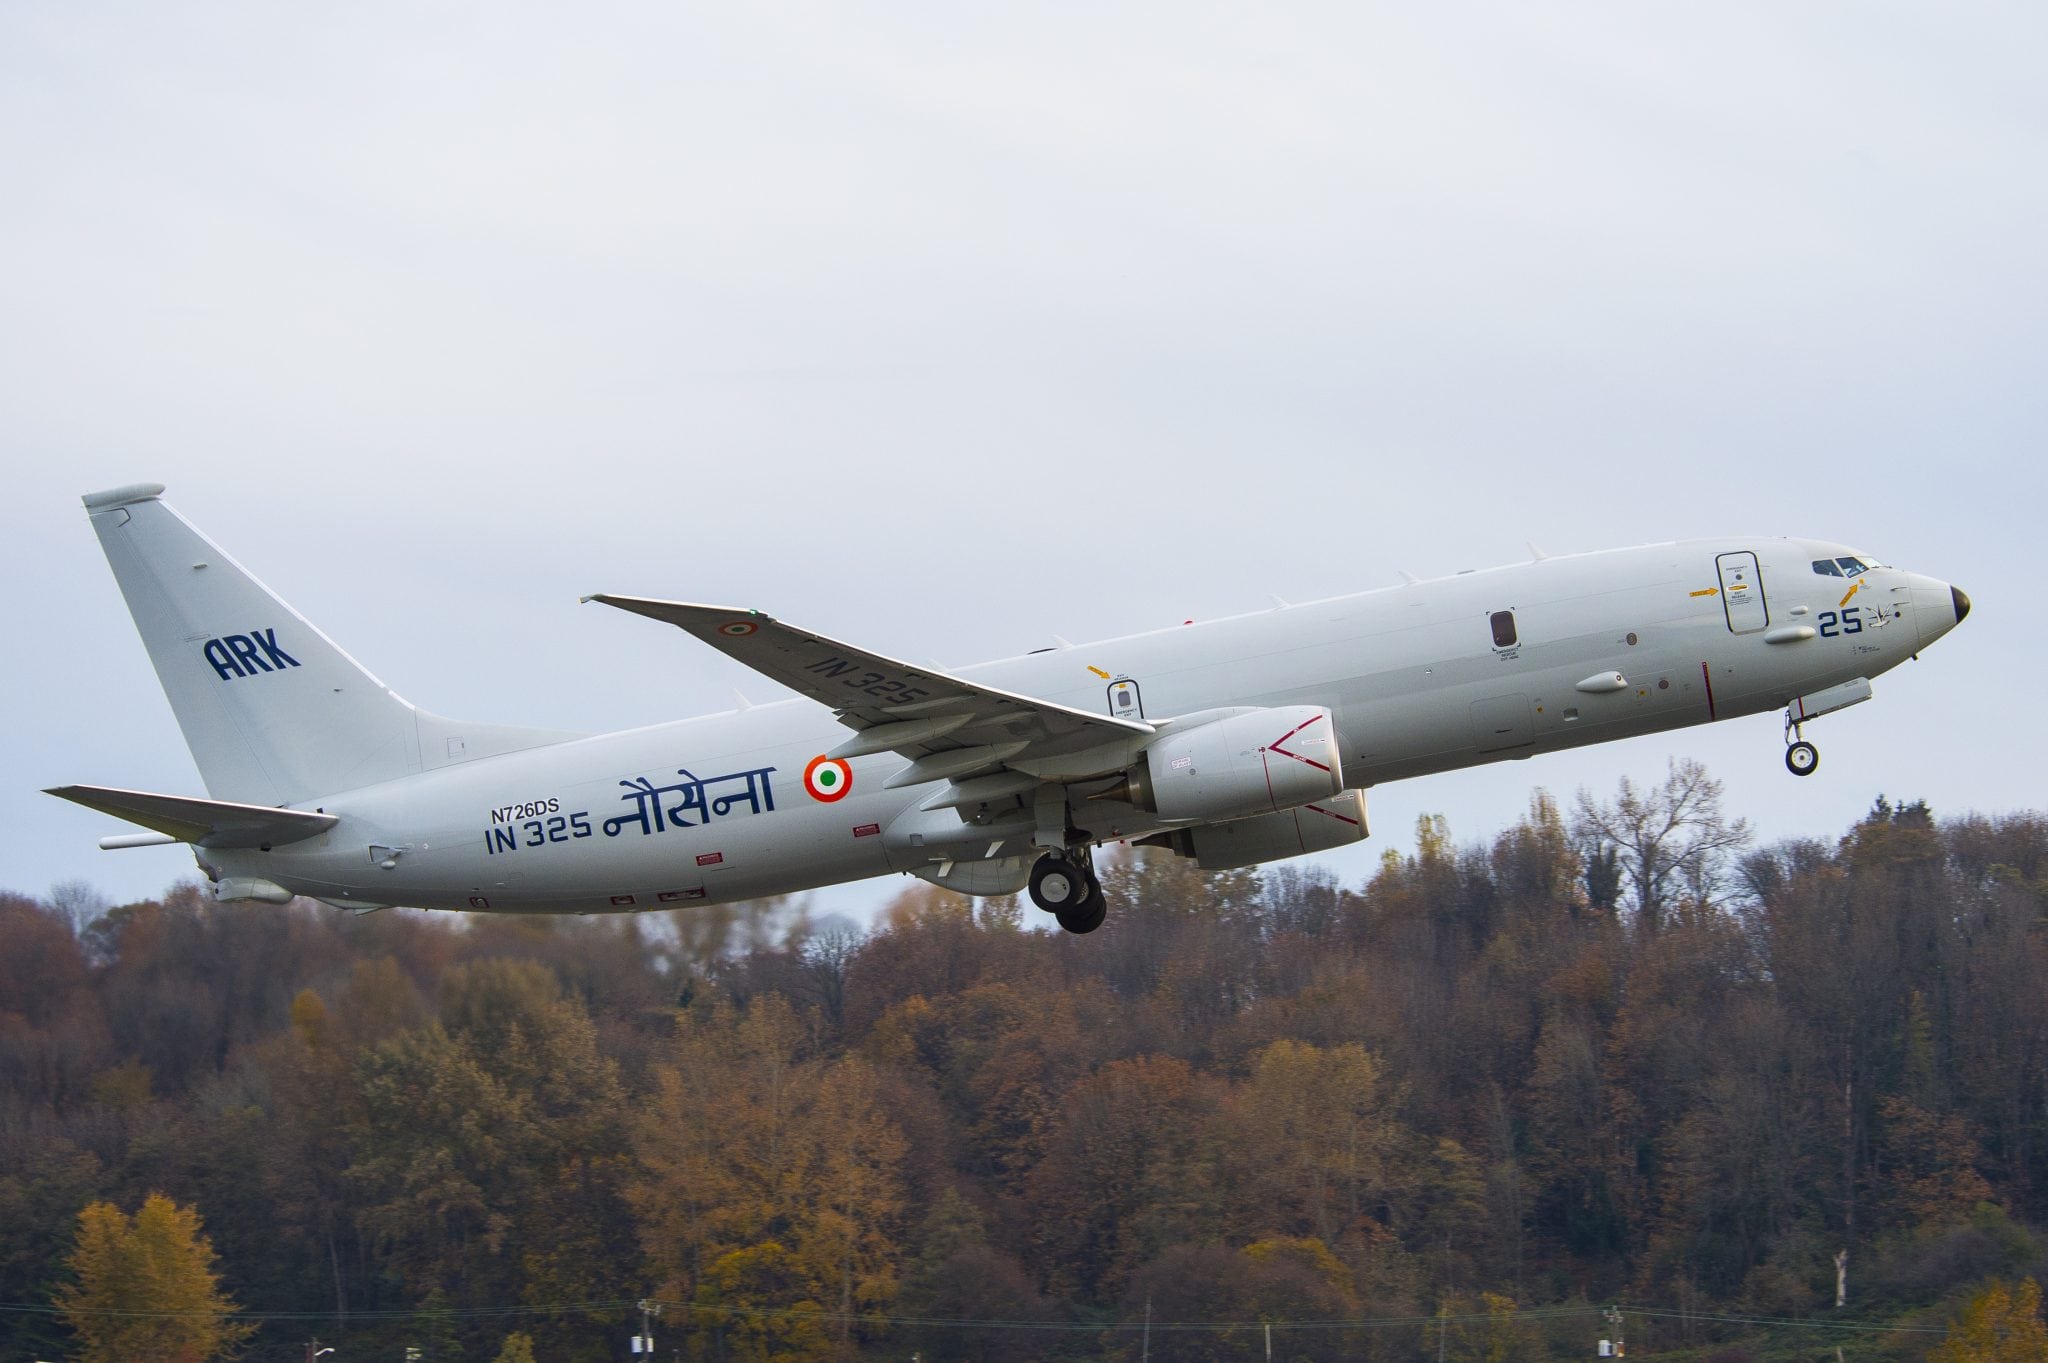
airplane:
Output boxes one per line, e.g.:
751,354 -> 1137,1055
47,484 -> 1971,934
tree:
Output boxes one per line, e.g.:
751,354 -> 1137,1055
1573,759 -> 1751,930
694,1241 -> 832,1363
55,1192 -> 253,1362
633,996 -> 909,1355
350,960 -> 633,1350
897,1190 -> 1052,1363
1877,1095 -> 1997,1232
491,1332 -> 537,1363
1435,1291 -> 1544,1363
1120,1240 -> 1363,1363
1026,1053 -> 1224,1301
1521,1014 -> 1619,1258
1230,1039 -> 1406,1248
0,1137 -> 106,1363
1931,1277 -> 2048,1363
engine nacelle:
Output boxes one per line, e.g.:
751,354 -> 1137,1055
1110,705 -> 1344,824
1147,789 -> 1370,870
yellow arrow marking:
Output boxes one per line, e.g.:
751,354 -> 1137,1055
1689,588 -> 1719,598
1087,665 -> 1111,680
1838,580 -> 1862,608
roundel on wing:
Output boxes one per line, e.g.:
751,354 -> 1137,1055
719,620 -> 760,637
804,755 -> 853,803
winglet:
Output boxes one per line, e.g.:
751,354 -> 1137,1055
82,483 -> 166,510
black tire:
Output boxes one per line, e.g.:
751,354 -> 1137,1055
1028,855 -> 1086,912
1786,741 -> 1820,777
1056,896 -> 1107,934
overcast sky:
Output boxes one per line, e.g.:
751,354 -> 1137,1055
3,2 -> 2040,920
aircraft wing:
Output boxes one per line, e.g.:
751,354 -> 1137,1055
586,596 -> 1153,782
44,785 -> 339,849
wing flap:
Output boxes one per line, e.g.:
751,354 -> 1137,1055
45,785 -> 338,849
584,596 -> 1153,768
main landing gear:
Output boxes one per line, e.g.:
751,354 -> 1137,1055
1783,713 -> 1820,777
1029,850 -> 1106,934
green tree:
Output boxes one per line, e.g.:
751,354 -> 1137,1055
0,1136 -> 104,1363
55,1192 -> 253,1362
416,1282 -> 465,1361
897,1190 -> 1051,1363
351,960 -> 632,1351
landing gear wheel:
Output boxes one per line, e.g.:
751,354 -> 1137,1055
1056,895 -> 1107,934
1028,855 -> 1087,912
1786,740 -> 1819,777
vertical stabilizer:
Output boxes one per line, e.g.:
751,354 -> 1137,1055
81,485 -> 566,806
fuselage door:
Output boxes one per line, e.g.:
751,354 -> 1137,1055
1107,677 -> 1145,721
1716,552 -> 1769,634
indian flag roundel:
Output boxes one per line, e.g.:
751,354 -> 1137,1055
804,755 -> 853,803
719,620 -> 759,637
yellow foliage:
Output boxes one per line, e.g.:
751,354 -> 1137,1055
632,997 -> 908,1350
492,1331 -> 538,1363
56,1192 -> 253,1363
289,988 -> 329,1048
1931,1278 -> 2048,1363
1241,1236 -> 1353,1299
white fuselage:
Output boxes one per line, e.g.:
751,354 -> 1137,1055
207,537 -> 1959,913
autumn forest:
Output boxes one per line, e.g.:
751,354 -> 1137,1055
3,762 -> 2046,1361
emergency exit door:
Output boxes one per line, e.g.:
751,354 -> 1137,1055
1716,552 -> 1769,634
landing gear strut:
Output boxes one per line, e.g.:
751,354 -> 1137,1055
1783,712 -> 1820,777
1029,850 -> 1106,934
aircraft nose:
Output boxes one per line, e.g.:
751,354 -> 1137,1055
1907,575 -> 1969,650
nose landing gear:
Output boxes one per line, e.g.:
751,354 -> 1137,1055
1029,850 -> 1106,933
1783,712 -> 1820,777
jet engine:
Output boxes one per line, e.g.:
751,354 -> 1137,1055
1142,789 -> 1370,870
1100,705 -> 1344,823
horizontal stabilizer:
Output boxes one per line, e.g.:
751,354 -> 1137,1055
44,785 -> 338,849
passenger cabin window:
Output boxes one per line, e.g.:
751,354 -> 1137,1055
1490,610 -> 1518,649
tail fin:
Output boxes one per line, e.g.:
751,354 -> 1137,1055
83,484 -> 577,805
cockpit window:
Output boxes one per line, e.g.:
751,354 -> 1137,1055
1812,559 -> 1843,577
1813,555 -> 1879,578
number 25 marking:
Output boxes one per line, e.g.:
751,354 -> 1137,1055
1818,607 -> 1862,638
